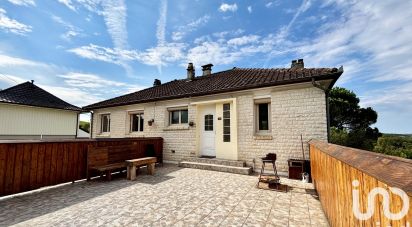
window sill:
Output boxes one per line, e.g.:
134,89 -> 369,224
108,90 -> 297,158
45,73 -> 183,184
96,133 -> 110,137
253,134 -> 273,140
164,125 -> 190,131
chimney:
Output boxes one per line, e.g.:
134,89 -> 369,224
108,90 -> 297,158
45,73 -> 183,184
291,59 -> 304,69
187,63 -> 195,80
31,80 -> 34,84
153,79 -> 161,86
201,63 -> 213,76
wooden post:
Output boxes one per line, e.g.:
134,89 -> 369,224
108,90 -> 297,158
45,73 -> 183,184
127,165 -> 136,180
147,163 -> 155,175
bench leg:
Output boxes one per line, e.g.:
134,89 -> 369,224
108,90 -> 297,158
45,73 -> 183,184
147,163 -> 155,175
106,170 -> 112,181
127,165 -> 137,180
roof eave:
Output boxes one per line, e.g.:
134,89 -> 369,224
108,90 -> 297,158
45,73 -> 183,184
0,101 -> 82,112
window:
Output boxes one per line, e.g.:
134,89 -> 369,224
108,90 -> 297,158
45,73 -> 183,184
130,113 -> 144,132
204,114 -> 213,131
100,114 -> 110,133
223,103 -> 230,142
256,102 -> 271,132
169,109 -> 188,124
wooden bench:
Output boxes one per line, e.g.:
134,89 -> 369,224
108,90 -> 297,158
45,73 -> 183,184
87,144 -> 143,181
126,157 -> 157,180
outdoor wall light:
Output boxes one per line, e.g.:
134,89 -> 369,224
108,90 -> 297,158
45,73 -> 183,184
148,119 -> 155,126
189,121 -> 195,127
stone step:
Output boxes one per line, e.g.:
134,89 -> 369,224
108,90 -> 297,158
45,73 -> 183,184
183,157 -> 246,167
179,161 -> 252,175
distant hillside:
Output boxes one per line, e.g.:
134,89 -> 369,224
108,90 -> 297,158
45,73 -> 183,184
79,121 -> 90,133
383,133 -> 412,138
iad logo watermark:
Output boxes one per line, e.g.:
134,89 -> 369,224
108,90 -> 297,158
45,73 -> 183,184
352,180 -> 410,223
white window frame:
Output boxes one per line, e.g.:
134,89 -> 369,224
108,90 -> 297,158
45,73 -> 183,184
254,99 -> 271,133
100,113 -> 111,133
129,112 -> 144,132
168,108 -> 188,125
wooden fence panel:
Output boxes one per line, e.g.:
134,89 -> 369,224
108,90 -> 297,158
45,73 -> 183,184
309,140 -> 412,226
0,138 -> 163,196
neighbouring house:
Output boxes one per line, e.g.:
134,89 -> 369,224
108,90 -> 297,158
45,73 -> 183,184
83,60 -> 343,173
0,81 -> 82,140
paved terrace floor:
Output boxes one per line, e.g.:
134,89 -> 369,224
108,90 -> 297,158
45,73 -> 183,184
0,164 -> 329,227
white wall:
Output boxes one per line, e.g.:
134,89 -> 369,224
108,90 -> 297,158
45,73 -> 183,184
0,103 -> 78,137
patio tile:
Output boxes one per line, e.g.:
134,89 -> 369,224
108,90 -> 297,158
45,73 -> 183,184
0,164 -> 328,227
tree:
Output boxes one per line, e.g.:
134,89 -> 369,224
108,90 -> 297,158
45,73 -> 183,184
329,87 -> 381,150
374,135 -> 412,159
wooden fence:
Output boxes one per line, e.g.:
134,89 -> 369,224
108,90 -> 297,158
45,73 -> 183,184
0,138 -> 163,196
309,140 -> 412,226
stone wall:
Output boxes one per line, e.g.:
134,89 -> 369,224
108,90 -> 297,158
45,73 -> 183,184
91,85 -> 328,170
92,99 -> 197,163
237,87 -> 327,172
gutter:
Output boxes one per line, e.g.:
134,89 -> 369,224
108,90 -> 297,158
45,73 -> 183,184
312,66 -> 344,142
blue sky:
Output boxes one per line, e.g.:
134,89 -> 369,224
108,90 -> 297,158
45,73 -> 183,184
0,0 -> 411,133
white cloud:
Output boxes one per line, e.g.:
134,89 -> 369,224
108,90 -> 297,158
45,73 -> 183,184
172,15 -> 210,41
265,2 -> 273,8
68,43 -> 186,68
58,72 -> 127,88
227,35 -> 260,46
0,8 -> 32,35
247,6 -> 252,13
99,0 -> 128,50
219,3 -> 238,12
187,41 -> 242,66
0,53 -> 147,107
0,73 -> 26,86
51,15 -> 82,41
57,0 -> 76,11
156,0 -> 168,46
7,0 -> 35,7
0,54 -> 46,67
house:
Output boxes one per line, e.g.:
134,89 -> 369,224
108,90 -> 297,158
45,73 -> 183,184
0,81 -> 82,140
83,60 -> 343,173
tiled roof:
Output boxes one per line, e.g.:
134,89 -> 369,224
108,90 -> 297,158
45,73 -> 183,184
84,67 -> 343,110
0,82 -> 81,111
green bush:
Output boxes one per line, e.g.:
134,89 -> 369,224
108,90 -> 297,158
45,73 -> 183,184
373,136 -> 412,159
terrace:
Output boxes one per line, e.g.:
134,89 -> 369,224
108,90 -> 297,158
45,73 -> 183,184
0,165 -> 326,226
0,138 -> 410,226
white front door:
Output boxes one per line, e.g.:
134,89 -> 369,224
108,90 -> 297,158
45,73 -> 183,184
200,105 -> 216,157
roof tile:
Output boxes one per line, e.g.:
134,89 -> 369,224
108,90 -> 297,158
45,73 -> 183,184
84,67 -> 342,110
0,82 -> 81,111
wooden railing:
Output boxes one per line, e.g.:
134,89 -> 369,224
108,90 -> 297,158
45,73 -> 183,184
309,140 -> 412,226
0,138 -> 163,196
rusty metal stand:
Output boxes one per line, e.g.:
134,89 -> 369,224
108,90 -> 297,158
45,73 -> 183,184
258,157 -> 279,187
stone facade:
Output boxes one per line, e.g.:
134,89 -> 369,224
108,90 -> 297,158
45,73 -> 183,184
237,86 -> 327,172
91,84 -> 327,171
92,99 -> 198,163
